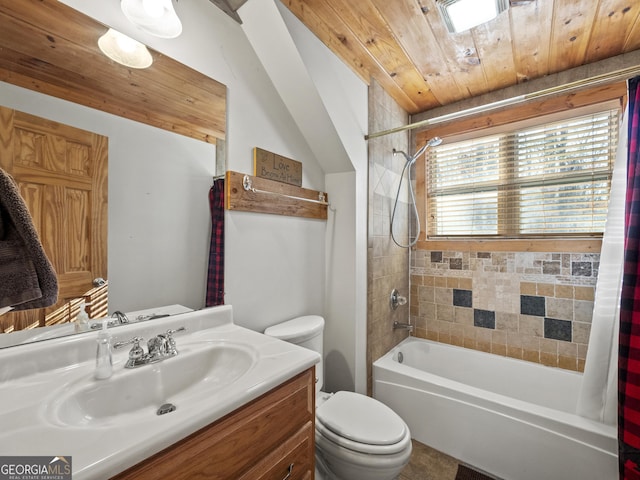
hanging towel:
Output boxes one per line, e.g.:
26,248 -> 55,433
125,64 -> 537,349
0,168 -> 58,310
205,178 -> 225,307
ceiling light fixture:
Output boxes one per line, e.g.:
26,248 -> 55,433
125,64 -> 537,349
98,28 -> 153,69
120,0 -> 183,39
437,0 -> 509,34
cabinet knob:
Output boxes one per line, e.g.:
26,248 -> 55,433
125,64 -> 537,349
282,463 -> 294,480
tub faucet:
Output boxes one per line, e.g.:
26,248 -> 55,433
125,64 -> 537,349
393,321 -> 414,333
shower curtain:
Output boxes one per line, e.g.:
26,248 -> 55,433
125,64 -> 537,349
577,107 -> 627,425
620,76 -> 640,480
205,178 -> 225,307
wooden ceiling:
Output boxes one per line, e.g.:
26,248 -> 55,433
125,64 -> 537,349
280,0 -> 640,115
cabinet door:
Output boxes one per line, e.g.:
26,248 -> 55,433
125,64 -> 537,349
239,422 -> 313,480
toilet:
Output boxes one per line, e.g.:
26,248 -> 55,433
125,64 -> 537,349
264,315 -> 412,480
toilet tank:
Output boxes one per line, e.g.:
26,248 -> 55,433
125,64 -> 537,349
264,315 -> 324,392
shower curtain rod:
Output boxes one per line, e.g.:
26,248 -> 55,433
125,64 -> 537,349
365,65 -> 640,141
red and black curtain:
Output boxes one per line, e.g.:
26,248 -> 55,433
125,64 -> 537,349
205,178 -> 225,307
620,76 -> 640,480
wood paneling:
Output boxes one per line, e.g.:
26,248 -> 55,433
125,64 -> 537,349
0,0 -> 225,143
282,0 -> 640,116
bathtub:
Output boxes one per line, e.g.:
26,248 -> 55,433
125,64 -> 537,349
373,337 -> 617,480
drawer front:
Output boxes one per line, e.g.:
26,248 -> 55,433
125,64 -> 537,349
239,421 -> 314,480
111,368 -> 314,480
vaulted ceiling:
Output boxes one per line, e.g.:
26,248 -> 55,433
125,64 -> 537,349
276,0 -> 640,115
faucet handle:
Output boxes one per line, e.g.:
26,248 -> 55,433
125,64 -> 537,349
166,326 -> 186,336
163,327 -> 186,356
113,336 -> 147,367
113,336 -> 143,349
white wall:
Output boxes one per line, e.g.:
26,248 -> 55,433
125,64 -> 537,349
274,3 -> 368,392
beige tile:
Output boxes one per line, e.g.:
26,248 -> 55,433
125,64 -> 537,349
558,341 -> 578,357
492,330 -> 507,345
434,276 -> 447,287
506,345 -> 523,359
537,282 -> 555,297
540,351 -> 558,367
455,307 -> 474,326
419,286 -> 435,303
521,335 -> 541,351
459,277 -> 473,290
476,339 -> 492,353
555,285 -> 574,299
520,282 -> 536,295
420,303 -> 437,321
539,338 -> 559,354
519,315 -> 543,337
574,300 -> 594,323
492,343 -> 507,356
437,304 -> 455,322
496,312 -> 519,332
573,322 -> 591,344
575,286 -> 595,301
506,331 -> 523,348
447,277 -> 459,288
559,355 -> 578,371
546,298 -> 574,321
435,287 -> 452,305
523,349 -> 540,363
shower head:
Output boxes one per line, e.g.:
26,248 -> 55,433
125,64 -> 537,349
412,136 -> 443,160
393,137 -> 443,164
427,136 -> 443,147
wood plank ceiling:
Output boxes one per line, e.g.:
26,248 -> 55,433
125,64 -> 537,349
278,0 -> 640,115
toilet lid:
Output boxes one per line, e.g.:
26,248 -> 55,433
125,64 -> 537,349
316,391 -> 407,446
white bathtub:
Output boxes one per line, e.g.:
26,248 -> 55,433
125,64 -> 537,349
373,337 -> 617,480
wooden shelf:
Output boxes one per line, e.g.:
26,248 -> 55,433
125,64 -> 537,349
225,171 -> 328,220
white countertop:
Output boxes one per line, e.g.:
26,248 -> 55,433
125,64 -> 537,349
0,306 -> 319,479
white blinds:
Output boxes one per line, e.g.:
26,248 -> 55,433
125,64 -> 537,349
426,109 -> 620,237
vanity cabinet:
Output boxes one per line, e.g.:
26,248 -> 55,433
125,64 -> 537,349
111,368 -> 315,480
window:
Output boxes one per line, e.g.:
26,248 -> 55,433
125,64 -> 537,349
425,107 -> 620,238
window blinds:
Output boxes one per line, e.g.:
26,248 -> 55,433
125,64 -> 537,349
426,109 -> 619,237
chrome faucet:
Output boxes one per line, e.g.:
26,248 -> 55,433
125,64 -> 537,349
114,327 -> 186,368
112,310 -> 130,324
393,321 -> 414,333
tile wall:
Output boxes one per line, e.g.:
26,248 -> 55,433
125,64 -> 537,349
367,80 -> 411,393
410,250 -> 598,371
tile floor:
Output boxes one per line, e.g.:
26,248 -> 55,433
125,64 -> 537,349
399,440 -> 500,480
399,440 -> 460,480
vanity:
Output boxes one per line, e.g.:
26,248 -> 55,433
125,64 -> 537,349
0,306 -> 319,479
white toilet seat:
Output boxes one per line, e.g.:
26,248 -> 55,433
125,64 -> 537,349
315,391 -> 411,455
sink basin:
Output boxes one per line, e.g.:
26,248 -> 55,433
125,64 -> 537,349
51,341 -> 256,426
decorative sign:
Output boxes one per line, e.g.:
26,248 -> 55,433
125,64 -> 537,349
253,147 -> 302,187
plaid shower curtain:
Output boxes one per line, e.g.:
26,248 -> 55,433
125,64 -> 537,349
205,178 -> 225,307
620,76 -> 640,479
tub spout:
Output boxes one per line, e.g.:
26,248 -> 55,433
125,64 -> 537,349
393,321 -> 414,333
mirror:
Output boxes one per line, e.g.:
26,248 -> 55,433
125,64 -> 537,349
0,0 -> 226,347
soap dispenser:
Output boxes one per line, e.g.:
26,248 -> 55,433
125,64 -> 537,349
74,300 -> 90,333
95,320 -> 113,380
